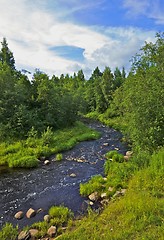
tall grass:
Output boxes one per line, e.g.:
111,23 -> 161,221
0,122 -> 101,168
58,148 -> 164,239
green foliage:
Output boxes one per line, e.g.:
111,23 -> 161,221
57,149 -> 164,240
8,155 -> 38,168
111,33 -> 164,152
0,38 -> 15,70
49,206 -> 73,225
80,175 -> 106,196
56,153 -> 63,161
31,221 -> 49,238
105,150 -> 124,163
0,223 -> 18,240
0,122 -> 100,168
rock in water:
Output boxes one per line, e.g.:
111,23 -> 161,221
26,208 -> 36,218
14,211 -> 24,220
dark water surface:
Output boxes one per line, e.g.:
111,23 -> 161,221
0,122 -> 128,229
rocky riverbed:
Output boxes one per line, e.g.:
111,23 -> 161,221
0,122 -> 128,229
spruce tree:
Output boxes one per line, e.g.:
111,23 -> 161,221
0,38 -> 15,70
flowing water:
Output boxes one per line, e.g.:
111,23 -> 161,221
0,122 -> 128,229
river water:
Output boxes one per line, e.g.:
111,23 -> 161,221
0,122 -> 128,229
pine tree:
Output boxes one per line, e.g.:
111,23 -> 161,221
0,38 -> 15,70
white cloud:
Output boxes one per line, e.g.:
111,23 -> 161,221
0,0 -> 157,78
123,0 -> 164,24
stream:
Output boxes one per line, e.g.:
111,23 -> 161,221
0,122 -> 128,229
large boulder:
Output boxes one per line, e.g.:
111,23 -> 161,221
14,211 -> 24,220
18,230 -> 31,240
47,226 -> 57,237
26,208 -> 36,218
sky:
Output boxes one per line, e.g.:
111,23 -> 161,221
0,0 -> 164,78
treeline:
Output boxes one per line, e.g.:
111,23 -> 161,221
0,33 -> 164,153
0,38 -> 125,140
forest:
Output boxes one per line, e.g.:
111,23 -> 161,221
0,33 -> 164,239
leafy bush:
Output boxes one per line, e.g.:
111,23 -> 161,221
0,223 -> 18,240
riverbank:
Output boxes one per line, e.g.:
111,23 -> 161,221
0,122 -> 128,230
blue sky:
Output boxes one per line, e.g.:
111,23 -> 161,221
0,0 -> 164,77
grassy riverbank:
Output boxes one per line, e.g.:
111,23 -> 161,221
56,147 -> 164,240
0,121 -> 100,168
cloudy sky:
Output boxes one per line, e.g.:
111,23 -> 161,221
0,0 -> 164,78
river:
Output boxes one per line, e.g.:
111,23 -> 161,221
0,122 -> 128,229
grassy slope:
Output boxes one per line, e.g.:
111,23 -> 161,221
57,147 -> 164,240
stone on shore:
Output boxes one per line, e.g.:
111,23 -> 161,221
18,230 -> 31,240
29,229 -> 39,238
88,192 -> 99,202
47,226 -> 57,237
44,214 -> 51,222
44,160 -> 50,165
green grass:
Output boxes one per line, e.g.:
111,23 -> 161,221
85,111 -> 128,132
0,223 -> 18,240
30,206 -> 73,238
56,147 -> 164,240
0,121 -> 101,169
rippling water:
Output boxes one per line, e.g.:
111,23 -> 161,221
0,122 -> 128,229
